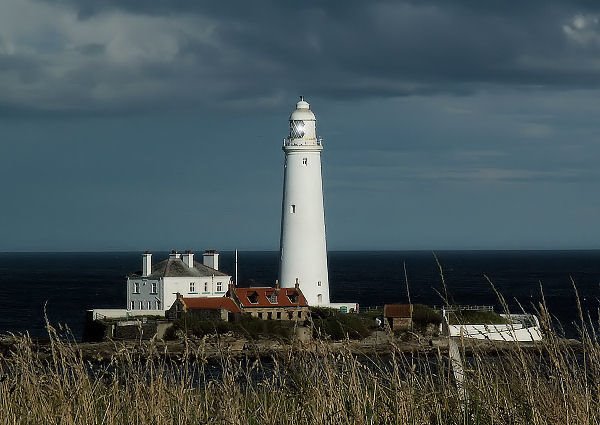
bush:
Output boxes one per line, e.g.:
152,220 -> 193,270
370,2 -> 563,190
310,307 -> 371,340
168,314 -> 231,339
234,315 -> 293,340
167,313 -> 294,341
412,304 -> 443,325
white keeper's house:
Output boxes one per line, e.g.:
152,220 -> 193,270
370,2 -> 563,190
127,250 -> 231,312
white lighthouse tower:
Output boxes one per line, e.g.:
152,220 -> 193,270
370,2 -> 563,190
279,97 -> 330,306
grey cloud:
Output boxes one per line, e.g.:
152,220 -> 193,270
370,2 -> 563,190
3,0 -> 600,113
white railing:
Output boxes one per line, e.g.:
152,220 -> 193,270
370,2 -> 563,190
282,138 -> 323,147
435,305 -> 494,312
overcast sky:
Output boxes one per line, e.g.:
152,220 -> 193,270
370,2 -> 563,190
2,0 -> 600,251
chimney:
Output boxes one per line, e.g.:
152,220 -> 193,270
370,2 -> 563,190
182,250 -> 194,268
203,250 -> 219,270
142,251 -> 152,277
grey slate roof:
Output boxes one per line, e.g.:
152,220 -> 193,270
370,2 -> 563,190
129,258 -> 228,278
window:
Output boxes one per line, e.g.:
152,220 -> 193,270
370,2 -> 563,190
297,311 -> 302,318
288,312 -> 293,320
139,301 -> 143,310
290,204 -> 296,214
150,282 -> 157,294
290,120 -> 305,138
317,294 -> 323,304
156,300 -> 161,310
276,312 -> 281,320
258,312 -> 263,319
204,282 -> 208,292
248,292 -> 259,304
133,282 -> 140,294
189,282 -> 195,293
216,282 -> 222,292
267,312 -> 273,320
147,300 -> 152,310
317,281 -> 322,287
302,157 -> 308,165
130,301 -> 134,310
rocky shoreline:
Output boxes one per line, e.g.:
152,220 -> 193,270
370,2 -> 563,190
1,331 -> 577,364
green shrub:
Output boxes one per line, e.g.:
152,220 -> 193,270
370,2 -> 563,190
310,307 -> 371,340
234,315 -> 293,340
412,304 -> 442,325
168,313 -> 294,341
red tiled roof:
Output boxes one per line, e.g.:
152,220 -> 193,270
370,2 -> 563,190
384,304 -> 413,318
233,287 -> 307,308
181,297 -> 241,314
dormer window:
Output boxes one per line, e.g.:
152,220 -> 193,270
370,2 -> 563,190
248,292 -> 259,304
268,293 -> 278,304
288,292 -> 299,303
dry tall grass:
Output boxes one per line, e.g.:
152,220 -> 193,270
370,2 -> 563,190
0,309 -> 598,425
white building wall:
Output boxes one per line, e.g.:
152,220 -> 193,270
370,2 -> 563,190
161,275 -> 230,311
127,278 -> 163,311
127,274 -> 231,312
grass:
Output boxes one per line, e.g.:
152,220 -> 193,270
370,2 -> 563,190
1,301 -> 599,424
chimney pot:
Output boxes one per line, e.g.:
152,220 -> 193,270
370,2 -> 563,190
203,250 -> 219,270
142,252 -> 152,277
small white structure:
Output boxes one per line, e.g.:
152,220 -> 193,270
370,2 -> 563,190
443,309 -> 543,342
126,250 -> 231,313
279,97 -> 330,306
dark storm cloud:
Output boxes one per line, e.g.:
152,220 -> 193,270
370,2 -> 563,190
3,0 -> 600,112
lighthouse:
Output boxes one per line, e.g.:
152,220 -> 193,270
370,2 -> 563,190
279,97 -> 330,306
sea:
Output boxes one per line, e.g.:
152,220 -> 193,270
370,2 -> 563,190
0,250 -> 599,340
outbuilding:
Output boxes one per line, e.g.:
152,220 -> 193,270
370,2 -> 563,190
167,294 -> 241,322
384,304 -> 413,331
229,283 -> 309,321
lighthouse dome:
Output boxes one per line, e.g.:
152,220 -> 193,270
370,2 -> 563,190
289,97 -> 316,121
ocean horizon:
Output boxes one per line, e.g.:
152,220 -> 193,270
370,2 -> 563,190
1,250 -> 599,340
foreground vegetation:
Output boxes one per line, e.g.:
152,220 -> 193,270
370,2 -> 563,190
167,307 -> 378,341
1,304 -> 599,425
